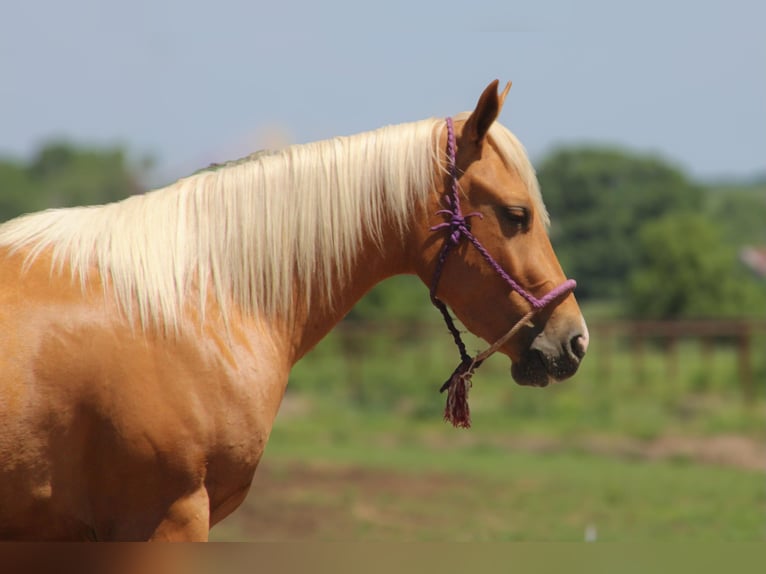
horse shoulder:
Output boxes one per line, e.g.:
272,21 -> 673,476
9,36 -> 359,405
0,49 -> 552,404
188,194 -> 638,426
0,247 -> 290,538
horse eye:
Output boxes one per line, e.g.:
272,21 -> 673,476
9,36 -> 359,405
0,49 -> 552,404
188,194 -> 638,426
503,206 -> 529,228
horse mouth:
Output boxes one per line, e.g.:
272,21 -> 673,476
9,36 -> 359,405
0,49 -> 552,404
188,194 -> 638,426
511,350 -> 552,387
510,348 -> 581,388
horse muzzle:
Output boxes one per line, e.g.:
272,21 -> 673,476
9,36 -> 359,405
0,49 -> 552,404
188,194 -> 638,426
511,327 -> 589,387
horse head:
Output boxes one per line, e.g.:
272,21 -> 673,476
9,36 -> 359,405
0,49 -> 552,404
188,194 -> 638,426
414,80 -> 589,388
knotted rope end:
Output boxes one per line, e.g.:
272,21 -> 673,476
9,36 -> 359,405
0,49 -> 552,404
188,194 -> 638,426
439,359 -> 476,429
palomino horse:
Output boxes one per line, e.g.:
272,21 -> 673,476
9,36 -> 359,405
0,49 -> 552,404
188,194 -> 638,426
0,81 -> 588,540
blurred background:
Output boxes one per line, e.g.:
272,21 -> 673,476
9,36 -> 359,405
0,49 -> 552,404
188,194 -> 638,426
1,0 -> 764,541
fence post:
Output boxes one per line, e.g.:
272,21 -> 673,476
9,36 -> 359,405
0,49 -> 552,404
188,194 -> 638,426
737,325 -> 754,404
666,336 -> 678,383
633,324 -> 645,385
700,337 -> 713,391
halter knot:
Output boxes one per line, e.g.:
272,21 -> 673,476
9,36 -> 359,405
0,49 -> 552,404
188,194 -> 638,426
430,210 -> 484,245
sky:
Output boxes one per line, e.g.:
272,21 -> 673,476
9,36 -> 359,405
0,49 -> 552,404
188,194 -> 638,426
1,0 -> 764,184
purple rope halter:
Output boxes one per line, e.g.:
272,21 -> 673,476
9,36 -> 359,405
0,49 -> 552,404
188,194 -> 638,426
430,117 -> 577,428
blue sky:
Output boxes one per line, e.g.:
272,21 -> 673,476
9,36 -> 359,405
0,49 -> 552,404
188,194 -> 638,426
1,0 -> 764,182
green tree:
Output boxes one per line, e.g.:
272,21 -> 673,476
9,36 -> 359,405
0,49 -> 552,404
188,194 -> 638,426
0,160 -> 36,221
705,183 -> 766,246
537,147 -> 702,300
0,141 -> 146,222
345,275 -> 433,323
627,213 -> 765,319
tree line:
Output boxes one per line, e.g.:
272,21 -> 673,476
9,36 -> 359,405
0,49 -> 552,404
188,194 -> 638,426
1,141 -> 764,320
538,147 -> 766,319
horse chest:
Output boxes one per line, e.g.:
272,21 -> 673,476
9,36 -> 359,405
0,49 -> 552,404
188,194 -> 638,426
1,266 -> 288,537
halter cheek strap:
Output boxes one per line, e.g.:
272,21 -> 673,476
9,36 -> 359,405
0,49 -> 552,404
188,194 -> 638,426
430,117 -> 576,428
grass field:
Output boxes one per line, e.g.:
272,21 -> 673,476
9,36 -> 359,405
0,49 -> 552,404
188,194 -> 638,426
286,314 -> 766,440
211,396 -> 765,541
211,309 -> 766,541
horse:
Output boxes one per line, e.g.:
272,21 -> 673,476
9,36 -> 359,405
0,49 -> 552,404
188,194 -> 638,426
0,80 -> 588,540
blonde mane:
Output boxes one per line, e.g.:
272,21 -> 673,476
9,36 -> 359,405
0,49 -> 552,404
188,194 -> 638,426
0,117 -> 543,332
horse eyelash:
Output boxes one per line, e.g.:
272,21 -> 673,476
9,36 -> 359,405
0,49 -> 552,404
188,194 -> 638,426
504,206 -> 529,227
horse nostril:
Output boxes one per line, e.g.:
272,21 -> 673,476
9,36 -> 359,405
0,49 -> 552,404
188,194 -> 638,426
570,334 -> 588,360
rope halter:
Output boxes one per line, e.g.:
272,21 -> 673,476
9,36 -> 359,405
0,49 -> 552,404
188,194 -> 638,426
429,117 -> 577,428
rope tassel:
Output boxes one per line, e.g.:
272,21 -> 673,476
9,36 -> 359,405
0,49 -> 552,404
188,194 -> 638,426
440,358 -> 479,428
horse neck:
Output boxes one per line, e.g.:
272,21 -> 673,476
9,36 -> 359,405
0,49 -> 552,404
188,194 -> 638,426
283,222 -> 413,364
233,121 -> 439,363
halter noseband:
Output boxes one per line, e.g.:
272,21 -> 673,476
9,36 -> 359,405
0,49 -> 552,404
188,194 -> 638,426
430,117 -> 576,428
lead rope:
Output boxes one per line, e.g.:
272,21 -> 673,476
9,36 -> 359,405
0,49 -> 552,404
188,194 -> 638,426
430,118 -> 576,428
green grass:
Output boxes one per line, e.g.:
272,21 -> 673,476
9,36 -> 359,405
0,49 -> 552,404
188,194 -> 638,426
212,403 -> 766,541
288,322 -> 765,440
216,318 -> 766,541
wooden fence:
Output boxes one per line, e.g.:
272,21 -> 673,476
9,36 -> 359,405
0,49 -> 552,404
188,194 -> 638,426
332,318 -> 766,404
587,319 -> 766,403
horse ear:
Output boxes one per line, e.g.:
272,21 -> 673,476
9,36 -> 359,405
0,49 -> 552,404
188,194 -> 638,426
463,80 -> 512,145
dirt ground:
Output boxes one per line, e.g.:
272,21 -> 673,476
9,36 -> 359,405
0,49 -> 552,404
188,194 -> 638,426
487,433 -> 766,471
211,462 -> 476,541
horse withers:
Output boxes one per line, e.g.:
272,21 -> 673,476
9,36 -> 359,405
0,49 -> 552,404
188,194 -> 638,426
0,81 -> 588,540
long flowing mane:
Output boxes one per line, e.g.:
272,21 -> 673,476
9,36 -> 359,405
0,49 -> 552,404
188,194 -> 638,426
0,118 -> 542,332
